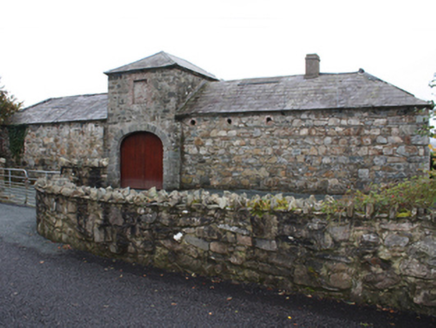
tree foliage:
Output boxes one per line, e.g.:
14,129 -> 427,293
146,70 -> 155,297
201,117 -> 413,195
430,73 -> 436,90
428,73 -> 436,138
7,125 -> 27,162
428,73 -> 436,169
0,77 -> 22,124
418,73 -> 436,139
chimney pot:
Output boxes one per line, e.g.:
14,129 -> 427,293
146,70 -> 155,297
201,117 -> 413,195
305,54 -> 320,79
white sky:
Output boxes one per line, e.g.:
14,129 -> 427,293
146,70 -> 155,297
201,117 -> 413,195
1,0 -> 435,108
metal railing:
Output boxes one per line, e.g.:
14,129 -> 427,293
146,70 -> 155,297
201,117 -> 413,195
0,168 -> 60,207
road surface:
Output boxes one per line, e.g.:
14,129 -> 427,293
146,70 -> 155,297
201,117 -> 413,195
0,203 -> 434,327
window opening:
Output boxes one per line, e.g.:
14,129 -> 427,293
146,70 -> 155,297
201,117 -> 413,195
133,79 -> 147,104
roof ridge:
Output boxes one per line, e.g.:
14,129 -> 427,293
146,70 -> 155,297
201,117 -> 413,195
23,93 -> 107,110
58,92 -> 107,98
12,93 -> 108,125
160,51 -> 175,64
105,51 -> 217,80
20,98 -> 54,112
103,52 -> 170,74
225,74 -> 298,83
224,71 -> 363,83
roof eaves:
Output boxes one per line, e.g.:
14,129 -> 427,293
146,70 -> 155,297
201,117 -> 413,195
175,103 -> 431,119
22,93 -> 108,110
106,62 -> 218,81
104,64 -> 177,75
20,117 -> 107,126
173,65 -> 219,81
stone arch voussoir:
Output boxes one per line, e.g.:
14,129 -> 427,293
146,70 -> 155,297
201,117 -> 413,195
107,123 -> 180,190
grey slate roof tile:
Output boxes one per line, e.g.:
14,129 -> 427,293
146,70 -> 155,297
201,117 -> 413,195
105,51 -> 218,80
10,56 -> 430,126
178,72 -> 429,116
11,93 -> 107,125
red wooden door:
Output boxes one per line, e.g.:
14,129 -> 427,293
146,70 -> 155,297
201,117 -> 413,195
121,132 -> 163,189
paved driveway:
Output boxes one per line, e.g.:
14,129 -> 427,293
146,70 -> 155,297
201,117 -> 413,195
0,203 -> 434,327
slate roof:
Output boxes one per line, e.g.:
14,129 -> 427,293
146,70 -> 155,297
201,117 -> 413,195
105,51 -> 218,80
177,71 -> 430,116
11,93 -> 107,125
10,54 -> 430,125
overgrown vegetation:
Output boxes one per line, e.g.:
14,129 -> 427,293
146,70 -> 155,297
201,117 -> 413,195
418,73 -> 435,139
323,172 -> 436,218
0,77 -> 22,124
248,196 -> 289,216
430,144 -> 436,170
0,78 -> 25,162
7,125 -> 26,162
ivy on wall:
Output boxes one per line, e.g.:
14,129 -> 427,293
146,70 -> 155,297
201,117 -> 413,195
7,125 -> 26,162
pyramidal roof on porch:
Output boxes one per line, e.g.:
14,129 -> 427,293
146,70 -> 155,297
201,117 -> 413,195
104,51 -> 218,80
10,52 -> 431,125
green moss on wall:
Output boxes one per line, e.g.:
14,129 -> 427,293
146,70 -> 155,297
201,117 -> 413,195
7,125 -> 27,162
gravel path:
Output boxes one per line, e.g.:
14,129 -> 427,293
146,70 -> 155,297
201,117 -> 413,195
0,203 -> 434,327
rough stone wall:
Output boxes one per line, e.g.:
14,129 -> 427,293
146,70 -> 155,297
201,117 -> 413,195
60,158 -> 109,188
180,107 -> 429,193
106,68 -> 209,189
21,122 -> 105,170
36,179 -> 436,316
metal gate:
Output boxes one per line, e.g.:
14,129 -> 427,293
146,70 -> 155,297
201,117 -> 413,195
0,168 -> 60,207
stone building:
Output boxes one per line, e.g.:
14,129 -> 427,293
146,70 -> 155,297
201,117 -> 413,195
3,93 -> 107,169
3,51 -> 431,193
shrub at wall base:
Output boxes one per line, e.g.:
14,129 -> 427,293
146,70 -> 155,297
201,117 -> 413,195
35,178 -> 436,316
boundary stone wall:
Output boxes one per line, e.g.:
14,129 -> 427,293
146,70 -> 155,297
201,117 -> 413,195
60,158 -> 109,188
36,179 -> 436,315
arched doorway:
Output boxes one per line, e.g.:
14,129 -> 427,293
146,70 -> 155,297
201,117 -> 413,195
120,132 -> 163,189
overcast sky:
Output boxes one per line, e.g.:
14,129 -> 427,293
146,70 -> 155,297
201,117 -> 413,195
1,0 -> 435,108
